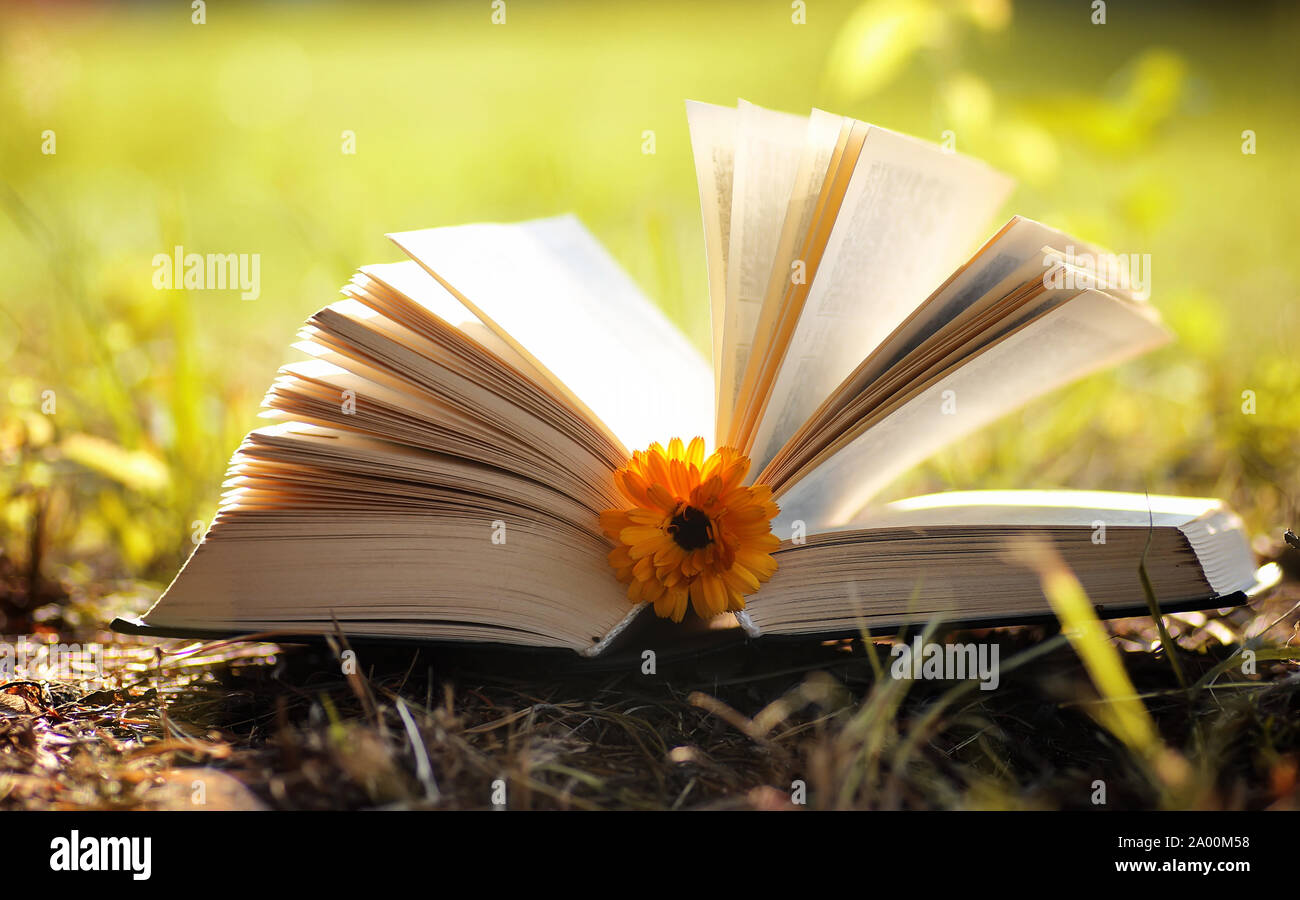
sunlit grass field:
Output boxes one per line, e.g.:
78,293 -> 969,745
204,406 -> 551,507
2,0 -> 1297,586
1,0 -> 1299,814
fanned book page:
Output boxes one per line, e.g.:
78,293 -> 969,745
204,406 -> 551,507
118,99 -> 1272,655
388,215 -> 714,454
739,124 -> 1015,472
685,99 -> 738,427
716,100 -> 810,440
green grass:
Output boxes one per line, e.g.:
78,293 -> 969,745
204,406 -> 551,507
3,1 -> 1298,583
3,1 -> 1298,580
2,587 -> 1297,810
0,0 -> 1298,810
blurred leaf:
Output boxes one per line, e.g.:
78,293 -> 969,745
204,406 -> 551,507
941,71 -> 995,135
1000,116 -> 1058,183
59,433 -> 170,495
95,489 -> 156,570
1020,48 -> 1189,154
959,0 -> 1011,32
20,412 -> 55,448
1119,49 -> 1188,125
827,0 -> 942,99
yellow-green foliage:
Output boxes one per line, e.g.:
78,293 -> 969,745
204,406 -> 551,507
1,0 -> 1297,580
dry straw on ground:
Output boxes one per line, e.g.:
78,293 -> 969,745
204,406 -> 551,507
1,565 -> 1297,811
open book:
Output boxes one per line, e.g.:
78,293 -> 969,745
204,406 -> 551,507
114,100 -> 1269,656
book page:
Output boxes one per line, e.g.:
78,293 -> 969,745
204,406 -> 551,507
747,126 -> 1014,472
850,489 -> 1222,529
846,217 -> 1118,390
757,247 -> 1076,487
356,261 -> 545,383
717,101 -> 810,438
837,217 -> 1147,399
775,289 -> 1171,530
389,215 -> 714,454
729,115 -> 857,450
358,260 -> 484,332
685,100 -> 738,428
758,219 -> 1151,483
744,516 -> 1232,637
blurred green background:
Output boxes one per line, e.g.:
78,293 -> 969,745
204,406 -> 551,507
1,0 -> 1297,610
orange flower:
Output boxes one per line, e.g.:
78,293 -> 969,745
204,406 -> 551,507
600,437 -> 780,622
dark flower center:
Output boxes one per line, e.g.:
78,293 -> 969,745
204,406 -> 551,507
668,505 -> 713,551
